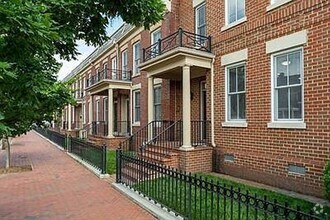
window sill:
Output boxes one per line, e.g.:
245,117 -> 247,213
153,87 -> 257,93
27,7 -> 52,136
266,0 -> 292,12
267,122 -> 306,129
222,121 -> 248,128
132,122 -> 140,127
221,17 -> 247,32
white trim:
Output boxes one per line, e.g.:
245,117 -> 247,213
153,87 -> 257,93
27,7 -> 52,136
133,41 -> 141,76
270,47 -> 305,125
267,122 -> 306,129
222,122 -> 248,128
193,0 -> 205,8
221,48 -> 248,66
221,16 -> 247,32
195,3 -> 206,36
154,78 -> 162,85
132,89 -> 141,124
151,28 -> 161,44
224,62 -> 247,124
132,83 -> 141,90
267,0 -> 293,12
266,30 -> 308,54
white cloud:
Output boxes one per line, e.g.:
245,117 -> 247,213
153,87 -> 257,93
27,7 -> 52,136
56,17 -> 124,81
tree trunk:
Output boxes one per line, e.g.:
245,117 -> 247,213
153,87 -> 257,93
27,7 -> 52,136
5,137 -> 10,169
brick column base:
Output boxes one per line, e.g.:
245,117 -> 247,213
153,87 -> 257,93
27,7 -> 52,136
176,147 -> 213,173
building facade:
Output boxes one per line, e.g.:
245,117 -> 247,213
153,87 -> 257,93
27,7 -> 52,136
57,0 -> 330,198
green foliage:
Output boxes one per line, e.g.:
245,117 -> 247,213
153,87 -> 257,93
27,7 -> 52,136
325,160 -> 330,200
0,0 -> 165,138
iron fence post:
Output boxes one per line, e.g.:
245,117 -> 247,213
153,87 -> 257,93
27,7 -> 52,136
178,28 -> 183,47
102,143 -> 107,174
116,147 -> 122,183
158,39 -> 162,55
68,135 -> 72,153
208,35 -> 212,52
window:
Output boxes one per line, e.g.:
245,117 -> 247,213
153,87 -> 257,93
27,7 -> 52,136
226,64 -> 246,121
133,41 -> 141,75
96,100 -> 100,122
226,0 -> 245,24
273,49 -> 303,121
195,3 -> 206,37
133,90 -> 140,123
111,58 -> 117,79
96,67 -> 100,81
103,63 -> 108,78
82,103 -> 85,124
154,86 -> 162,121
103,98 -> 108,122
121,50 -> 128,79
151,29 -> 161,57
267,0 -> 293,12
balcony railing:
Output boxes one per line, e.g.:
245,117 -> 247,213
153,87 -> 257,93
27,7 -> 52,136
86,69 -> 132,88
143,28 -> 212,62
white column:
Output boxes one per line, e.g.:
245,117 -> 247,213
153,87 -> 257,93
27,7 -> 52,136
148,77 -> 154,140
89,96 -> 93,134
107,88 -> 114,138
72,105 -> 75,128
181,65 -> 192,149
68,104 -> 72,131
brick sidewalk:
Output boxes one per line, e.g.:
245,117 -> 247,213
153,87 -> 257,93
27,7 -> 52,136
0,132 -> 154,220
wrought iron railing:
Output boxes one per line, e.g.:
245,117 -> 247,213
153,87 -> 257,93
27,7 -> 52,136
143,28 -> 212,62
119,120 -> 175,153
116,152 -> 321,220
113,121 -> 131,137
191,120 -> 211,146
139,120 -> 182,161
69,136 -> 107,174
86,68 -> 132,87
91,121 -> 108,136
34,127 -> 67,149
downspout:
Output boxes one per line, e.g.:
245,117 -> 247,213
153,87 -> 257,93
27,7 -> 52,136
211,57 -> 216,147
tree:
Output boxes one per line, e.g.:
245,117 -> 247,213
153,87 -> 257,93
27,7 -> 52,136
0,0 -> 165,168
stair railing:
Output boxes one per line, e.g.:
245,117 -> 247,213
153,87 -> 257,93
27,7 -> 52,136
118,120 -> 174,156
140,120 -> 183,161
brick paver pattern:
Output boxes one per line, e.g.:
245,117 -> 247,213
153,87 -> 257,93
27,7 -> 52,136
0,132 -> 154,220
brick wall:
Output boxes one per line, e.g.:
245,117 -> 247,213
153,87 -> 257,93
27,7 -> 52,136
209,0 -> 330,197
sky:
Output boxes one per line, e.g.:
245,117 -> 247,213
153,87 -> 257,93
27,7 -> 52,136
56,17 -> 124,80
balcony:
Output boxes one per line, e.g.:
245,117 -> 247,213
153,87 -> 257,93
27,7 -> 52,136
86,69 -> 132,95
143,28 -> 212,62
140,28 -> 214,80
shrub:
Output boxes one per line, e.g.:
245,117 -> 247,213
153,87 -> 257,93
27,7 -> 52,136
325,160 -> 330,200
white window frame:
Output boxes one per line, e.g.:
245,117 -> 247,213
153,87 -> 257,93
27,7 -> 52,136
154,86 -> 162,121
195,3 -> 206,36
133,41 -> 141,76
133,90 -> 141,125
267,0 -> 293,12
121,50 -> 128,79
225,62 -> 247,123
151,29 -> 161,57
268,47 -> 306,129
103,63 -> 108,78
222,0 -> 246,31
111,57 -> 117,80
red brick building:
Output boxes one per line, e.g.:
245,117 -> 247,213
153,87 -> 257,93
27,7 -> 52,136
58,0 -> 330,198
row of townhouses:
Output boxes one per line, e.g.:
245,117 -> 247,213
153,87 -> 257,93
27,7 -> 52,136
56,0 -> 330,198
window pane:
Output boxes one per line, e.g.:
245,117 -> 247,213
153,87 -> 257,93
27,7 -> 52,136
288,51 -> 301,85
239,93 -> 246,119
276,54 -> 288,87
155,105 -> 161,121
237,66 -> 245,92
228,0 -> 237,23
276,87 -> 289,119
237,0 -> 245,20
229,94 -> 238,119
229,68 -> 237,93
198,5 -> 206,25
290,86 -> 302,119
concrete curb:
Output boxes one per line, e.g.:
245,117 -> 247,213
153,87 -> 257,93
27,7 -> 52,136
113,183 -> 184,220
33,130 -> 109,179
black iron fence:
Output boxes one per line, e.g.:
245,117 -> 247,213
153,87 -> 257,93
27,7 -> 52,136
92,121 -> 108,136
86,69 -> 132,87
191,120 -> 211,146
34,127 -> 107,174
116,151 -> 321,220
143,28 -> 212,62
34,127 -> 67,149
69,137 -> 107,174
113,121 -> 131,137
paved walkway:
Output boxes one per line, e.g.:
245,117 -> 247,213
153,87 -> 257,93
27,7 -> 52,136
0,132 -> 154,220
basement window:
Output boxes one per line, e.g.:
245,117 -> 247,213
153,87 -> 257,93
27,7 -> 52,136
288,164 -> 306,175
224,154 -> 235,163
